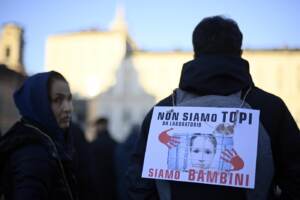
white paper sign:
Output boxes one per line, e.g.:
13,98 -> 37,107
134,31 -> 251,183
142,106 -> 260,189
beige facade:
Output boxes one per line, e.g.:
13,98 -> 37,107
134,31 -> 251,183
45,10 -> 300,139
0,23 -> 25,74
0,24 -> 26,133
45,7 -> 136,98
243,51 -> 300,125
45,31 -> 128,97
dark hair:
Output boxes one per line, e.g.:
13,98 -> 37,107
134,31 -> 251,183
94,117 -> 109,126
47,71 -> 68,99
192,15 -> 243,57
190,133 -> 217,153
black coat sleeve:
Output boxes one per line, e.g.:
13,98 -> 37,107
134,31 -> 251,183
246,88 -> 300,199
275,100 -> 300,199
9,144 -> 55,200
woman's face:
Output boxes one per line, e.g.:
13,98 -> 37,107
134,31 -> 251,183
190,136 -> 216,169
50,79 -> 73,129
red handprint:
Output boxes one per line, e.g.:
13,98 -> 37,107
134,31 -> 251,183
158,128 -> 180,149
220,148 -> 244,171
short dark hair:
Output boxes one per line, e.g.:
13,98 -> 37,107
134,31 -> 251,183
192,15 -> 243,57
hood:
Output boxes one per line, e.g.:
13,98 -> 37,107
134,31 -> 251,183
14,72 -> 55,130
13,71 -> 73,160
179,54 -> 254,95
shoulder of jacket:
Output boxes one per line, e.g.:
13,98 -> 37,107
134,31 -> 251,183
3,122 -> 59,163
11,143 -> 50,160
251,87 -> 283,103
156,95 -> 173,106
249,87 -> 288,114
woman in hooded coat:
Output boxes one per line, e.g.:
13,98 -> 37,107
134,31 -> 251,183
0,71 -> 77,200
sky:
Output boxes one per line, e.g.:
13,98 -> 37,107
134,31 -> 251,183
1,0 -> 300,75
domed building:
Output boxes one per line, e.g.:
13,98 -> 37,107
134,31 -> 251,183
0,23 -> 26,133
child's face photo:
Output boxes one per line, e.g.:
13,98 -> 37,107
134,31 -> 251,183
190,135 -> 216,169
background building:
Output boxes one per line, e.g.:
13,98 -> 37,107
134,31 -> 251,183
0,23 -> 25,74
89,57 -> 155,140
0,24 -> 26,133
45,9 -> 300,141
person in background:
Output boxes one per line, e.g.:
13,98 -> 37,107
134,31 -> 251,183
0,71 -> 77,200
71,123 -> 99,200
114,125 -> 140,200
91,117 -> 117,200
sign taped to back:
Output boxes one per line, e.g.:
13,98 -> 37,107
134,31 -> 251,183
142,106 -> 260,189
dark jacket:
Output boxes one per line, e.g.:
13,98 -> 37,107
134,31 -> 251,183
91,130 -> 118,200
0,71 -> 77,200
115,126 -> 139,200
127,55 -> 300,200
71,123 -> 98,200
0,120 -> 76,200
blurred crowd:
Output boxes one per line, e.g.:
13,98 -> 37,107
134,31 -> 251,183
72,117 -> 139,200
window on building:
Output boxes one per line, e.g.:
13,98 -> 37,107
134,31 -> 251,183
5,47 -> 10,59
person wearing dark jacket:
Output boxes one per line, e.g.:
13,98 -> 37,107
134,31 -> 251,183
71,123 -> 99,200
115,125 -> 140,200
91,117 -> 117,200
0,71 -> 77,200
127,16 -> 300,200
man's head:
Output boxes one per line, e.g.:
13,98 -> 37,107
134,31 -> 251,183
94,117 -> 109,134
192,15 -> 243,58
